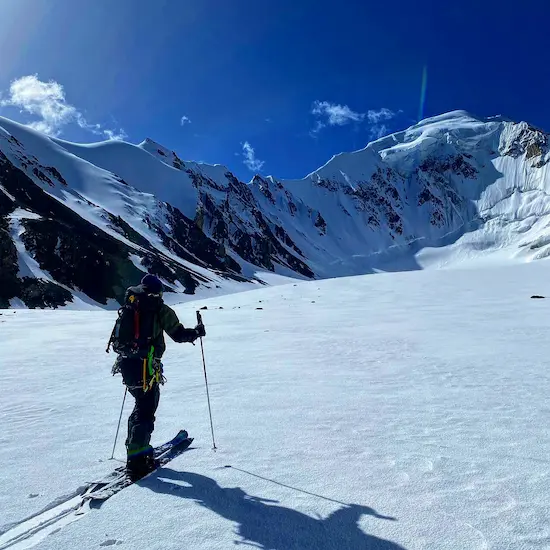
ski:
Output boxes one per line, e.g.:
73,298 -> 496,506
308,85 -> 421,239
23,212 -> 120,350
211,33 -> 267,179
0,432 -> 194,548
81,430 -> 193,504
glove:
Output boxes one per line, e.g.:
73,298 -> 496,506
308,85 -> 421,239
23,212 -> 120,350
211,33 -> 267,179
195,323 -> 206,338
171,325 -> 204,343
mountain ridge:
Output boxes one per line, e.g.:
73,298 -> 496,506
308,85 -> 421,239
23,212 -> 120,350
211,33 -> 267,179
1,111 -> 549,309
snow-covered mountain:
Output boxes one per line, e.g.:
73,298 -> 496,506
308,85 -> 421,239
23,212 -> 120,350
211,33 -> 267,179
2,110 -> 550,308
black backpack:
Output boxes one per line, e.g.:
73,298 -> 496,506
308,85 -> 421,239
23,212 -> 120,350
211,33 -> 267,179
106,291 -> 157,356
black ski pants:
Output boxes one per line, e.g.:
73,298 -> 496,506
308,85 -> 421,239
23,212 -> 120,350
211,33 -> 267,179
126,384 -> 160,458
119,357 -> 161,458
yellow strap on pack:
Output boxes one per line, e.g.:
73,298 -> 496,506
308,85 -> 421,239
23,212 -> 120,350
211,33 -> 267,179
142,358 -> 147,392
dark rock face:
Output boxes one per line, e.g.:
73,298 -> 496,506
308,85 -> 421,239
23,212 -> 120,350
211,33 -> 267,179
314,213 -> 327,235
0,151 -> 147,306
162,202 -> 242,276
0,151 -> 233,307
20,216 -> 143,305
0,225 -> 19,308
419,154 -> 478,179
194,176 -> 315,278
501,122 -> 548,161
18,278 -> 73,309
0,165 -> 75,307
0,133 -> 265,308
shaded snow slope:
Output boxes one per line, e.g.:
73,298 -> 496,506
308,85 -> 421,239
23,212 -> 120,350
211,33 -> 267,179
2,110 -> 550,309
1,263 -> 549,548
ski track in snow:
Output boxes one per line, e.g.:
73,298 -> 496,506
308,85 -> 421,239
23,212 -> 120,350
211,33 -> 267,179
2,262 -> 550,549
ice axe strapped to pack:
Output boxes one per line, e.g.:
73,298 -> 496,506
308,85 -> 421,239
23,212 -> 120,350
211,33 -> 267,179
142,345 -> 166,392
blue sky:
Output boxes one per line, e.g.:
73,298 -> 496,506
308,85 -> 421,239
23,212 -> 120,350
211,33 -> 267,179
1,0 -> 549,181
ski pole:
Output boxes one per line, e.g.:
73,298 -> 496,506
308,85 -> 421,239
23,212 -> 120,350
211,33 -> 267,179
110,387 -> 127,459
197,310 -> 217,450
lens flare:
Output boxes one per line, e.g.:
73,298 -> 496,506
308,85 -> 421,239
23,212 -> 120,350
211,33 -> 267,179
418,65 -> 428,121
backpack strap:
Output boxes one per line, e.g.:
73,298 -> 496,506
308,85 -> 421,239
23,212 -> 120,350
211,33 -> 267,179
133,308 -> 140,342
142,358 -> 147,391
128,294 -> 140,342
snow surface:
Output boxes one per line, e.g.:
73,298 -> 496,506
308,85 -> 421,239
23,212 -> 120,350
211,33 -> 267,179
2,262 -> 550,549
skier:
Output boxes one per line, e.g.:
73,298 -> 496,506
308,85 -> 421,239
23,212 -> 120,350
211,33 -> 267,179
107,274 -> 206,480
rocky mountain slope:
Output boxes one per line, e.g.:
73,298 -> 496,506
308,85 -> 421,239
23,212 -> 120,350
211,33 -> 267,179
1,111 -> 549,308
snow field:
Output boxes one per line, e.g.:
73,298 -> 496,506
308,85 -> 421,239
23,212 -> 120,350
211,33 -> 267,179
2,262 -> 550,548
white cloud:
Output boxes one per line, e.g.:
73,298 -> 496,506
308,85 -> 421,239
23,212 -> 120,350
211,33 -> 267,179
367,109 -> 399,140
27,120 -> 58,135
241,141 -> 265,172
311,100 -> 365,128
180,115 -> 192,126
102,128 -> 128,141
0,76 -> 76,136
0,75 -> 126,140
366,108 -> 396,124
310,100 -> 398,139
309,120 -> 327,137
369,124 -> 389,140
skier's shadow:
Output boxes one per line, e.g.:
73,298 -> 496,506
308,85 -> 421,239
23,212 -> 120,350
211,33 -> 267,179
143,468 -> 407,549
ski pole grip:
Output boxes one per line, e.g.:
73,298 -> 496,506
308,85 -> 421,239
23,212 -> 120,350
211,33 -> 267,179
196,310 -> 203,325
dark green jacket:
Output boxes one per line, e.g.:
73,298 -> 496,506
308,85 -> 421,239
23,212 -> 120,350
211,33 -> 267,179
125,285 -> 198,358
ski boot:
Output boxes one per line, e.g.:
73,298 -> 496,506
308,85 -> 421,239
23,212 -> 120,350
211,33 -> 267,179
126,452 -> 160,481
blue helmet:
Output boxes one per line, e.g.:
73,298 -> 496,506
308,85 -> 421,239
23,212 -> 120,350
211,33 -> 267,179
141,274 -> 164,295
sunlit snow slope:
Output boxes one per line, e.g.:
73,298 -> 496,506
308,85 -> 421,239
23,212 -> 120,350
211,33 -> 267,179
2,110 -> 550,309
1,263 -> 549,549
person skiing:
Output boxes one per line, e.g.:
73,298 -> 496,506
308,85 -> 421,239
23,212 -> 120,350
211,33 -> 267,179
107,274 -> 206,480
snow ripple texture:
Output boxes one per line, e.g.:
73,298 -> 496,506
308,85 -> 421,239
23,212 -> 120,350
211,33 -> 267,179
2,261 -> 549,548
